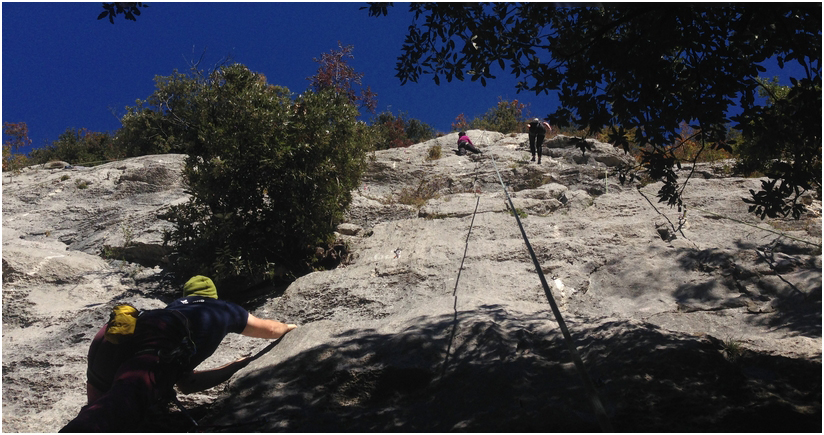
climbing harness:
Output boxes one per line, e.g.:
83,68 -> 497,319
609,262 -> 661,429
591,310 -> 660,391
489,155 -> 614,432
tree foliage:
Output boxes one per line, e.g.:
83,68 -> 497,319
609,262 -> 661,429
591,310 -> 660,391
123,63 -> 374,291
451,113 -> 470,133
669,122 -> 733,164
308,42 -> 378,114
97,2 -> 148,23
734,78 -> 795,176
3,122 -> 31,179
737,76 -> 821,219
450,98 -> 529,134
28,128 -> 122,166
371,110 -> 435,149
367,3 -> 821,218
467,98 -> 528,134
115,69 -> 199,156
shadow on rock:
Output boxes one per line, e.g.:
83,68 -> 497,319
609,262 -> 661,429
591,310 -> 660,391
670,239 -> 821,338
193,306 -> 820,432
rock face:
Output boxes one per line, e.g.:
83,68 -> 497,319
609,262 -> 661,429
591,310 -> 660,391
2,133 -> 821,432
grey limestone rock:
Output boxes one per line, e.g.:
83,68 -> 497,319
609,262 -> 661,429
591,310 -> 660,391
2,133 -> 820,432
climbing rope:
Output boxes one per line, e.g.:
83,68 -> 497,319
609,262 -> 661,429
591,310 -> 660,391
440,159 -> 483,380
440,194 -> 481,380
489,154 -> 614,432
170,395 -> 199,428
172,335 -> 287,431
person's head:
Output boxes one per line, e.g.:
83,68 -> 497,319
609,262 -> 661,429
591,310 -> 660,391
529,118 -> 540,125
183,275 -> 218,299
459,131 -> 466,137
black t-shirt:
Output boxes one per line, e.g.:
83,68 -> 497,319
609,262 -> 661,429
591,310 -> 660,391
528,121 -> 547,135
165,296 -> 249,370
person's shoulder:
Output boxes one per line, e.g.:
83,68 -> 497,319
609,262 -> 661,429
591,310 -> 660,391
201,297 -> 243,309
207,298 -> 248,315
168,296 -> 239,309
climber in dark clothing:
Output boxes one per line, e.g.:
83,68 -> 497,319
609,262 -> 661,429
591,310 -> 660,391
526,118 -> 552,164
457,131 -> 482,155
61,276 -> 297,432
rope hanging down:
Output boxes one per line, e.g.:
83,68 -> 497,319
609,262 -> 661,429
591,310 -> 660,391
171,335 -> 287,431
440,161 -> 483,380
490,155 -> 614,432
440,194 -> 481,380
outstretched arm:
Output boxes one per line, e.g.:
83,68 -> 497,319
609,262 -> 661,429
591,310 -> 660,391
241,313 -> 297,339
176,357 -> 253,394
176,314 -> 296,394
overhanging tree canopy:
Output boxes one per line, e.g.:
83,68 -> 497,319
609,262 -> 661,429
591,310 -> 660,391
367,3 -> 821,219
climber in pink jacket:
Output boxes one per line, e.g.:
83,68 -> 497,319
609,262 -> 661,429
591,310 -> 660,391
457,131 -> 482,155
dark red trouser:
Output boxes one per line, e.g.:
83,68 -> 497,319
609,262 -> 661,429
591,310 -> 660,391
60,352 -> 178,432
61,313 -> 188,432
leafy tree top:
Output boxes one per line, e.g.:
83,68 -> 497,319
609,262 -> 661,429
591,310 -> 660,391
367,3 -> 821,219
98,2 -> 148,23
3,122 -> 32,178
308,42 -> 378,114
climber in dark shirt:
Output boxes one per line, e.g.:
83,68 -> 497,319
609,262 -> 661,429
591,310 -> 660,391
61,275 -> 296,432
526,118 -> 552,164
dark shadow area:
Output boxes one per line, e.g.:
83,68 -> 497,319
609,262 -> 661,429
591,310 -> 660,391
735,240 -> 822,338
126,267 -> 293,311
102,243 -> 173,269
121,227 -> 820,432
751,295 -> 823,340
665,238 -> 821,337
162,305 -> 821,432
129,269 -> 181,304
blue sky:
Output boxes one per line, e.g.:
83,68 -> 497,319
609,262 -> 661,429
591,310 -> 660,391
2,2 -> 560,153
2,2 -> 808,154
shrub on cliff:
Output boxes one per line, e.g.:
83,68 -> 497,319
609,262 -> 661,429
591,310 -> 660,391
121,63 -> 373,291
371,110 -> 436,149
28,128 -> 122,166
470,98 -> 529,134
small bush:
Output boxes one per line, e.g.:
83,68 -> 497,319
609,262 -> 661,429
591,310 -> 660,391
669,122 -> 733,163
469,98 -> 529,134
426,145 -> 442,161
527,174 -> 553,190
372,110 -> 435,150
29,128 -> 122,166
510,208 -> 528,219
397,177 -> 446,208
3,122 -> 31,181
721,337 -> 744,363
